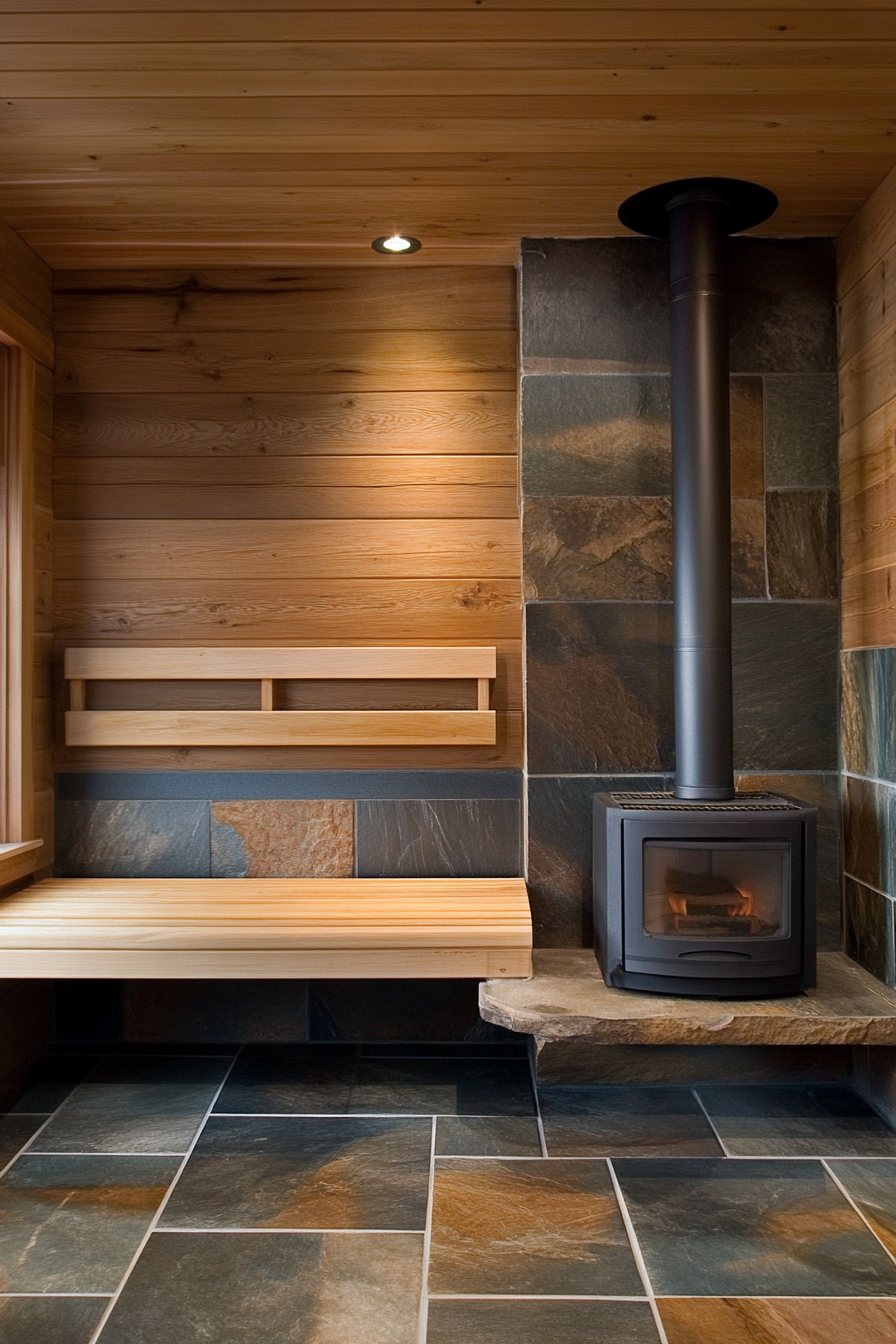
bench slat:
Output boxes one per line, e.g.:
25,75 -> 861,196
65,646 -> 497,681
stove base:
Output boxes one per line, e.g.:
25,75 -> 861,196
607,964 -> 810,999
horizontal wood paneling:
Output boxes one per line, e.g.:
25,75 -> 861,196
54,518 -> 521,580
52,267 -> 516,332
839,161 -> 896,650
55,330 -> 517,394
54,579 -> 522,641
55,264 -> 521,768
54,390 -> 517,456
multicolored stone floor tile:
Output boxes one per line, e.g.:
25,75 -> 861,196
828,1159 -> 896,1258
428,1157 -> 644,1296
30,1055 -> 233,1155
614,1157 -> 896,1297
426,1298 -> 660,1343
696,1084 -> 896,1157
435,1115 -> 543,1156
97,1231 -> 424,1344
0,1153 -> 180,1292
6,1049 -> 896,1341
159,1115 -> 433,1230
214,1046 -> 535,1117
538,1085 -> 723,1157
0,1296 -> 108,1344
656,1296 -> 896,1344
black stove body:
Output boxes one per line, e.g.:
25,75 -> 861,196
593,176 -> 818,997
593,791 -> 816,997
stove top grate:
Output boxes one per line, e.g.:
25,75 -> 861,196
608,791 -> 801,812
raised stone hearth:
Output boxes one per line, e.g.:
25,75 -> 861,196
481,952 -> 896,1087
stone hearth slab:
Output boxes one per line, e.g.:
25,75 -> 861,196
479,951 -> 896,1047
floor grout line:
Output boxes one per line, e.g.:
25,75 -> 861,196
690,1088 -> 733,1157
0,1058 -> 113,1183
86,1048 -> 242,1344
0,1293 -> 114,1299
210,1112 -> 537,1119
428,1293 -> 651,1301
417,1116 -> 437,1344
821,1158 -> 896,1271
606,1160 -> 670,1344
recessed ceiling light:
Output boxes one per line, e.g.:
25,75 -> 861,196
372,234 -> 422,254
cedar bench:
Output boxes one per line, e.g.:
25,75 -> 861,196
0,877 -> 532,979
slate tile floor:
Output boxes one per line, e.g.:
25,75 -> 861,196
4,1050 -> 896,1341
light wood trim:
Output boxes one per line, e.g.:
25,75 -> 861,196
65,645 -> 497,680
477,677 -> 490,711
65,708 -> 497,747
3,348 -> 35,844
260,678 -> 273,712
0,298 -> 54,372
0,838 -> 43,886
0,876 -> 533,979
69,678 -> 86,711
0,947 -> 532,979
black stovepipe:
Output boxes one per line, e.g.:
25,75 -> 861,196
618,177 -> 777,801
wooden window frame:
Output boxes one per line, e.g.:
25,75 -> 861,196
0,345 -> 43,883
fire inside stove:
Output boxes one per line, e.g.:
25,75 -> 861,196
642,841 -> 789,941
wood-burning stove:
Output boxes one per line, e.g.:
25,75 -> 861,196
592,178 -> 817,997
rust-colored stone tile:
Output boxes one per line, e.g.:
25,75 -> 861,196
730,376 -> 764,497
731,497 -> 766,598
523,496 -> 672,600
428,1158 -> 643,1295
658,1297 -> 896,1344
210,800 -> 354,878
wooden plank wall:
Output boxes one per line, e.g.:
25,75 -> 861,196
53,265 -> 522,770
839,162 -> 896,650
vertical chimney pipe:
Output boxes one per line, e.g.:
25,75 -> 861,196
618,177 -> 777,802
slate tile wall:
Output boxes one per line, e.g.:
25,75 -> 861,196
521,236 -> 841,950
54,772 -> 523,1043
842,650 -> 896,987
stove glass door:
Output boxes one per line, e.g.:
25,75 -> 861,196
642,840 -> 789,941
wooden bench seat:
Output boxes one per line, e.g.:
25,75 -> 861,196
0,877 -> 532,980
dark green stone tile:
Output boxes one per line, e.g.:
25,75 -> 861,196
435,1116 -> 542,1156
427,1299 -> 660,1344
728,238 -> 837,373
356,799 -> 521,878
159,1116 -> 432,1229
347,1058 -> 535,1116
844,877 -> 895,986
0,1115 -> 48,1165
538,1086 -> 722,1157
765,374 -> 839,487
215,1045 -> 357,1115
0,1297 -> 108,1344
766,490 -> 839,599
521,374 -> 671,497
615,1158 -> 896,1296
732,602 -> 839,771
523,496 -> 672,601
30,1055 -> 231,1155
429,1157 -> 643,1296
842,648 -> 896,783
696,1085 -> 896,1157
520,238 -> 669,369
526,603 -> 675,774
526,775 -> 671,948
6,1054 -> 102,1114
828,1159 -> 896,1261
98,1231 -> 423,1344
55,800 -> 210,878
0,1154 -> 179,1292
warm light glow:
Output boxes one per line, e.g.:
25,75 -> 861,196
371,233 -> 422,255
383,235 -> 412,252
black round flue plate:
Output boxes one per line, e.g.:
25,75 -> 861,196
618,177 -> 778,239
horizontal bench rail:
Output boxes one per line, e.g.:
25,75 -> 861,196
64,646 -> 497,747
0,877 -> 533,980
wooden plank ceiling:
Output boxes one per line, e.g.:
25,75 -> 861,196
2,1 -> 895,266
